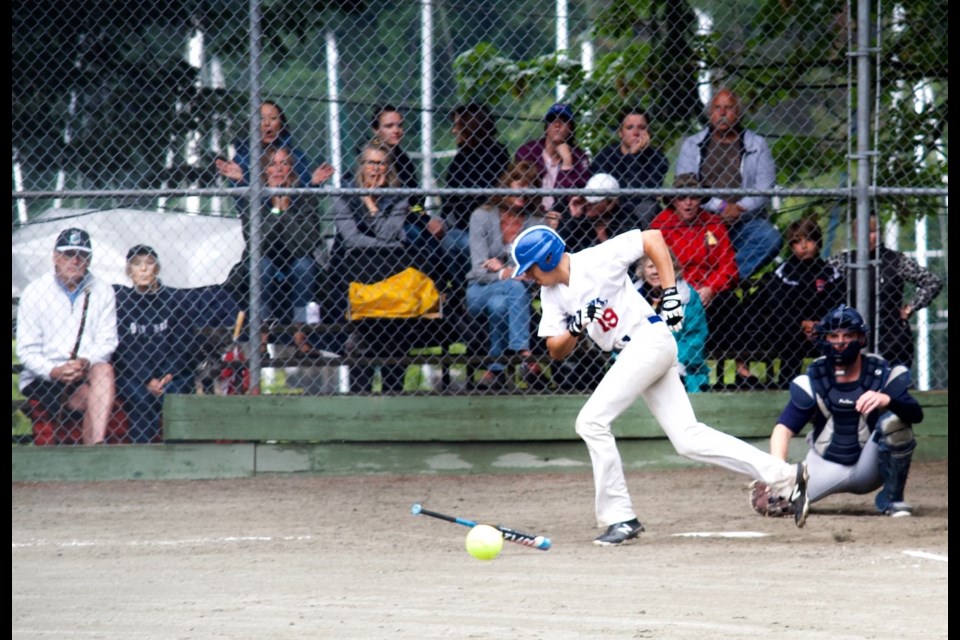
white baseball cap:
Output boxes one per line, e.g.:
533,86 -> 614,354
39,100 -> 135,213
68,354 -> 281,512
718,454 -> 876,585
584,173 -> 619,203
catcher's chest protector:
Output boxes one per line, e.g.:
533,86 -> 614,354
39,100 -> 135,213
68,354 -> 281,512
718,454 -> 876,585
809,355 -> 890,465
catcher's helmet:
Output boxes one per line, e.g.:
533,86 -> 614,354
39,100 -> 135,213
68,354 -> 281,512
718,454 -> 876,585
814,304 -> 869,365
512,225 -> 566,278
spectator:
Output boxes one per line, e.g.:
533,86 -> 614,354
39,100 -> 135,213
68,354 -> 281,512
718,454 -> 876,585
635,251 -> 710,393
742,215 -> 844,388
514,102 -> 591,217
650,173 -> 740,384
16,228 -> 118,445
224,145 -> 323,325
649,173 -> 738,311
113,245 -> 196,443
331,138 -> 413,393
440,103 -> 511,289
465,161 -> 545,388
558,173 -> 645,252
751,305 -> 922,519
589,106 -> 669,230
259,145 -> 323,324
214,100 -> 333,195
675,88 -> 781,281
826,212 -> 943,370
550,172 -> 643,392
370,103 -> 444,253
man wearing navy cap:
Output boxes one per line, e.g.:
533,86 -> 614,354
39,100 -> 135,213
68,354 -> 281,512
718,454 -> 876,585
514,103 -> 592,217
15,228 -> 118,445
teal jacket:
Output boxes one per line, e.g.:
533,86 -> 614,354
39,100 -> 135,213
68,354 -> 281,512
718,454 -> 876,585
635,278 -> 710,392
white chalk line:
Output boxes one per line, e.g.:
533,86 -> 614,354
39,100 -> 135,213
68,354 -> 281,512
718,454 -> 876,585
673,531 -> 769,538
12,534 -> 314,550
902,549 -> 948,563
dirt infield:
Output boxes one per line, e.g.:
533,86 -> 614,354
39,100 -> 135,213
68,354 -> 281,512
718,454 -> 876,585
13,459 -> 947,639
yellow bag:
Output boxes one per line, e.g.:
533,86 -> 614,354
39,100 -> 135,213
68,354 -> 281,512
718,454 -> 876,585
348,267 -> 441,320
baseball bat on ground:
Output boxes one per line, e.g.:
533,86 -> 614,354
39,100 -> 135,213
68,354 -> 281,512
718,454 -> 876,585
411,503 -> 552,550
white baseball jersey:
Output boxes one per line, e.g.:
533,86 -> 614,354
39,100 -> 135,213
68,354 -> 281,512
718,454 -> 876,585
538,229 -> 657,352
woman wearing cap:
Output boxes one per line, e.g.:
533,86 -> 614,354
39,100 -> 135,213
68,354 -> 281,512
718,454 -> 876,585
113,245 -> 196,443
514,103 -> 591,216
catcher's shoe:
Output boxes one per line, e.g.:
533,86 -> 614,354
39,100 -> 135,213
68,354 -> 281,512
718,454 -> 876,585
593,518 -> 644,546
884,501 -> 913,517
789,462 -> 811,528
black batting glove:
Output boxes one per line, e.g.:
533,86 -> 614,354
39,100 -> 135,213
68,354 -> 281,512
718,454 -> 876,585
567,301 -> 604,337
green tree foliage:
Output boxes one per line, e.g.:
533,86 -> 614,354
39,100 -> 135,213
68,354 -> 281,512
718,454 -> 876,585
452,0 -> 947,222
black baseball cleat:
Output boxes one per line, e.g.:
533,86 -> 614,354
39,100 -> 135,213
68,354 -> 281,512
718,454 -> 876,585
593,518 -> 644,546
789,462 -> 811,528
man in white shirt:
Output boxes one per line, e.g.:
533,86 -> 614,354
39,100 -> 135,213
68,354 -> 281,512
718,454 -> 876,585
16,228 -> 118,445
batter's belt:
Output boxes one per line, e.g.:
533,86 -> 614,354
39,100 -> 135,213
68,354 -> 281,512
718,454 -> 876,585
611,315 -> 663,356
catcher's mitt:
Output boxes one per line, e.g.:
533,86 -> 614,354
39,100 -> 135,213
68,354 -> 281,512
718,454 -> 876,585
749,480 -> 795,517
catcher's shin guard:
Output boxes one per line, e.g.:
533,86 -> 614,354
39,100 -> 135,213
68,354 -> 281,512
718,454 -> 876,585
874,415 -> 916,513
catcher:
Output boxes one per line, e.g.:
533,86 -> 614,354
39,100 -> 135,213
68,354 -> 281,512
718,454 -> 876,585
751,304 -> 923,518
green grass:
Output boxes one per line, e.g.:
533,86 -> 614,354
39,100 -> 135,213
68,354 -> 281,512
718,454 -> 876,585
12,339 -> 32,437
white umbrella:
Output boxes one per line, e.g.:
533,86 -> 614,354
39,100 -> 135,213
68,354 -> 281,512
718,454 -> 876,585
12,208 -> 244,297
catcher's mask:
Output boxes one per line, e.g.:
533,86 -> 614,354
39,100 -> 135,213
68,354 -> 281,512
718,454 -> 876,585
814,304 -> 869,366
512,225 -> 566,278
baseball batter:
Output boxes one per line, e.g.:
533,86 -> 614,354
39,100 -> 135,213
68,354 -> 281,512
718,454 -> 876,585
512,225 -> 810,545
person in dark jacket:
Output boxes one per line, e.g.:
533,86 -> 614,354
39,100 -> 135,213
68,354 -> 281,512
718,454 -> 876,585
826,212 -> 943,370
741,215 -> 844,387
115,246 -> 241,441
226,145 -> 322,324
113,246 -> 196,443
440,103 -> 511,288
589,107 -> 669,231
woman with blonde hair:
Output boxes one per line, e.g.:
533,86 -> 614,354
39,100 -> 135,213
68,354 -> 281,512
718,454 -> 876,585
465,161 -> 545,388
330,139 -> 412,392
634,248 -> 710,392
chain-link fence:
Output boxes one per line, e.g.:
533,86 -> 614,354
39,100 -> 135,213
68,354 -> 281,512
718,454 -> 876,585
12,0 -> 947,445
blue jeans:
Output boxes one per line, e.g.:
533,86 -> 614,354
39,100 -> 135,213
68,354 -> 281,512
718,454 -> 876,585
117,374 -> 194,443
728,217 -> 783,280
261,255 -> 317,323
465,279 -> 532,373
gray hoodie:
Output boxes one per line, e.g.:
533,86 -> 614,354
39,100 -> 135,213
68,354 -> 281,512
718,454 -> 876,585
675,127 -> 776,223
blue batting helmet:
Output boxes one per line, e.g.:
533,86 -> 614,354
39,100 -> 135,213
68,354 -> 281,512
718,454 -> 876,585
512,225 -> 566,278
814,304 -> 869,365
